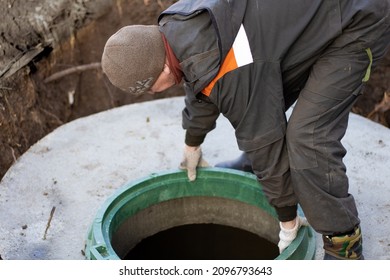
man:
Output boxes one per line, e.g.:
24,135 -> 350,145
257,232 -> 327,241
101,0 -> 390,259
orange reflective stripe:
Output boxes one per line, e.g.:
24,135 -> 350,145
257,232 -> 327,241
202,47 -> 238,96
202,25 -> 253,96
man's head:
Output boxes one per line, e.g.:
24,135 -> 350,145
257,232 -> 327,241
101,25 -> 166,95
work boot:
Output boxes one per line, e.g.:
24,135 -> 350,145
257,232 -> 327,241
322,226 -> 364,260
215,152 -> 254,173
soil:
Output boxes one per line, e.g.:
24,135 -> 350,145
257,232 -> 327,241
0,0 -> 389,180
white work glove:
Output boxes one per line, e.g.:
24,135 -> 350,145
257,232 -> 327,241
179,145 -> 209,181
278,216 -> 309,253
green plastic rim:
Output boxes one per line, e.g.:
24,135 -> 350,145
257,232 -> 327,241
85,167 -> 316,260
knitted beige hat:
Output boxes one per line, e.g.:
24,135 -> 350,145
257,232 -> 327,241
101,25 -> 165,95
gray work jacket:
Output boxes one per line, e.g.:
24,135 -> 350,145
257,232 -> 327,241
159,0 -> 389,149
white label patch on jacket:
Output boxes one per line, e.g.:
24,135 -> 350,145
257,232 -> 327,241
202,24 -> 253,96
233,24 -> 254,67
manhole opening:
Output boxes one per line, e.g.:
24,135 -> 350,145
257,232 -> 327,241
110,196 -> 280,260
86,169 -> 316,260
125,223 -> 279,260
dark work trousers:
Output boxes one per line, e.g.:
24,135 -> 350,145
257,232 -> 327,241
248,20 -> 390,236
287,22 -> 390,235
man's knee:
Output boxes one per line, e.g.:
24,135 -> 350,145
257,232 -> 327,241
286,122 -> 318,170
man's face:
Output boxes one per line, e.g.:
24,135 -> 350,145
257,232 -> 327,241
149,62 -> 176,94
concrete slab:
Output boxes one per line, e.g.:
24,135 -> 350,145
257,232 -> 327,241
0,96 -> 389,260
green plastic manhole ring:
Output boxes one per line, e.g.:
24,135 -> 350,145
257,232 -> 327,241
85,167 -> 316,260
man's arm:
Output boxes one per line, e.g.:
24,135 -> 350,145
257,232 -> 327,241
180,86 -> 220,181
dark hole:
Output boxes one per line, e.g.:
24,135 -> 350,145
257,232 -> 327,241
124,223 -> 279,260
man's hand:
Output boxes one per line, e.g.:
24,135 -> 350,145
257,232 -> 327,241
179,145 -> 209,181
278,216 -> 309,253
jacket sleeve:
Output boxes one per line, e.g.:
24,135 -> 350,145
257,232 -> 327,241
182,85 -> 220,146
